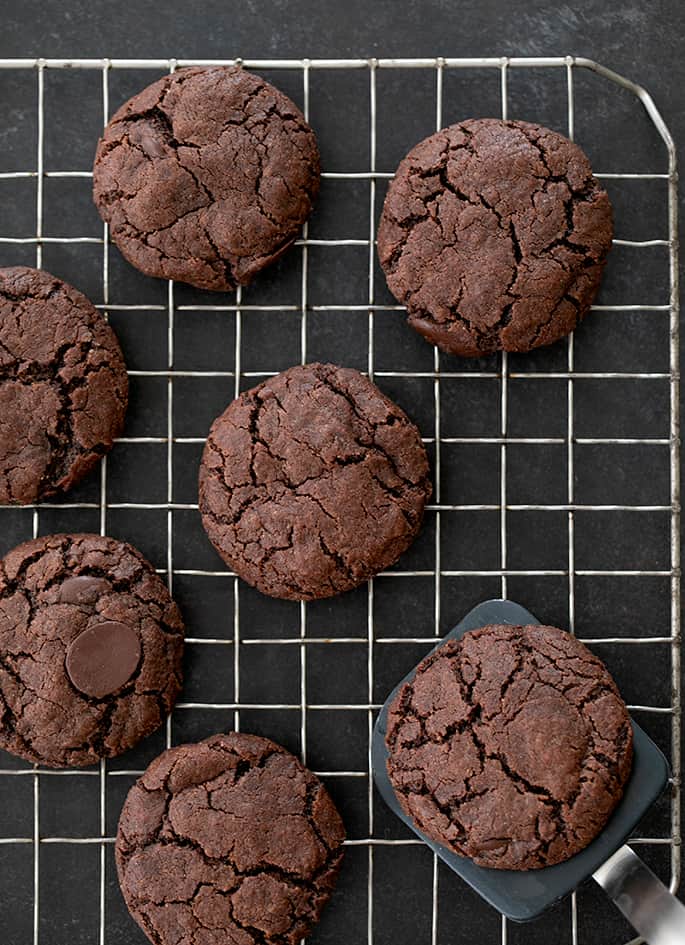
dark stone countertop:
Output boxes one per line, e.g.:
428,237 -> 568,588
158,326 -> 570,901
0,3 -> 682,945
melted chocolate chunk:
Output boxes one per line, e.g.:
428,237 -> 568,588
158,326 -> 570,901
66,621 -> 141,698
58,575 -> 110,605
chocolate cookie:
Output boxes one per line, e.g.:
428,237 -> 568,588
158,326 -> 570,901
385,624 -> 633,870
377,118 -> 613,357
93,66 -> 320,291
0,534 -> 184,767
198,362 -> 431,600
116,732 -> 345,945
0,267 -> 128,504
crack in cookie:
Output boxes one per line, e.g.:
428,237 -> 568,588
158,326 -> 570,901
198,363 -> 432,601
0,533 -> 184,767
93,66 -> 320,292
385,623 -> 633,870
377,119 -> 613,357
116,732 -> 345,945
0,267 -> 128,504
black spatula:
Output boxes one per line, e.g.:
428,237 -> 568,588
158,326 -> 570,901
372,599 -> 685,943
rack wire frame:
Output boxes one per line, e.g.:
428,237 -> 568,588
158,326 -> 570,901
0,55 -> 679,945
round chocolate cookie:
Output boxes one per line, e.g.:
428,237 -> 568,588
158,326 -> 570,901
0,534 -> 184,767
377,118 -> 613,357
0,267 -> 128,504
116,732 -> 345,945
198,362 -> 431,600
385,624 -> 633,870
93,65 -> 320,291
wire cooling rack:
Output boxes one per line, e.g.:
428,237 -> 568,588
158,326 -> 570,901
0,56 -> 679,945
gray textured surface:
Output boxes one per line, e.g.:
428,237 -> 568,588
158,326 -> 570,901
0,0 -> 682,148
0,0 -> 681,138
0,2 -> 682,944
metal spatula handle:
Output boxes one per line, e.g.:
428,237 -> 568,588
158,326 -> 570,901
593,845 -> 685,944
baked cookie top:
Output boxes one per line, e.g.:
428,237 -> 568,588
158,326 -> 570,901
116,732 -> 345,945
0,266 -> 128,504
385,623 -> 633,870
198,362 -> 431,600
377,118 -> 613,357
0,533 -> 184,767
93,65 -> 320,291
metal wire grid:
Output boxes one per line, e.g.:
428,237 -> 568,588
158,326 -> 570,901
0,55 -> 679,945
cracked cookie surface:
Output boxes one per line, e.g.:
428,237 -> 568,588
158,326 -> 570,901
93,66 -> 320,291
0,267 -> 128,504
116,732 -> 345,945
198,362 -> 431,601
377,118 -> 613,357
385,624 -> 633,870
0,533 -> 184,767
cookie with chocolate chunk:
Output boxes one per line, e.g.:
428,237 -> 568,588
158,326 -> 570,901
377,118 -> 613,356
385,623 -> 633,870
93,65 -> 320,291
0,533 -> 184,767
198,362 -> 431,600
116,732 -> 345,945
